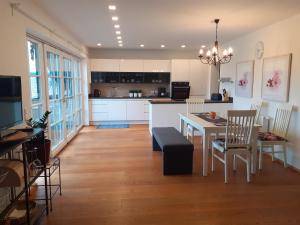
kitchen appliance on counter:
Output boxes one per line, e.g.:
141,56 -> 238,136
93,89 -> 101,97
211,93 -> 222,101
171,82 -> 190,101
157,87 -> 167,97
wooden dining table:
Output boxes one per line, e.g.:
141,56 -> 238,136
179,113 -> 261,176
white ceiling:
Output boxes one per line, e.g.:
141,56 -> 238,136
33,0 -> 300,50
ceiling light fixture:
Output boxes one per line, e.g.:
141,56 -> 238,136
112,16 -> 119,21
117,36 -> 122,40
140,44 -> 144,48
119,44 -> 123,47
118,40 -> 123,44
181,45 -> 186,48
114,24 -> 120,28
108,5 -> 116,10
201,45 -> 206,48
116,31 -> 121,35
198,19 -> 233,66
97,43 -> 102,46
161,45 -> 165,48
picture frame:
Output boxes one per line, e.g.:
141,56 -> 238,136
235,60 -> 254,98
262,54 -> 292,102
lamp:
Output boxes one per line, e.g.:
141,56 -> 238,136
199,19 -> 233,66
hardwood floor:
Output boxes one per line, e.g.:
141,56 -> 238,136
41,125 -> 300,225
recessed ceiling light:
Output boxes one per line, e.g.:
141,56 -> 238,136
181,45 -> 186,48
117,36 -> 122,40
201,45 -> 206,48
118,40 -> 123,43
140,44 -> 144,48
108,5 -> 116,10
119,44 -> 123,47
112,16 -> 119,21
116,31 -> 121,35
97,43 -> 102,46
114,24 -> 120,28
161,45 -> 165,48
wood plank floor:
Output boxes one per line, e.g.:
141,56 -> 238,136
41,125 -> 300,225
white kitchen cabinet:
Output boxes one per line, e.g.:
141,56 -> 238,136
171,60 -> 190,81
143,60 -> 171,72
189,60 -> 210,97
90,59 -> 120,71
171,59 -> 210,98
108,101 -> 127,120
120,60 -> 144,72
126,101 -> 145,120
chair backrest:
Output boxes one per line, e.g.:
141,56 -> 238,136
250,101 -> 262,123
225,110 -> 256,149
186,97 -> 205,114
272,104 -> 293,138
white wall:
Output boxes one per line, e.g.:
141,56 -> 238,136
220,14 -> 300,169
0,0 -> 87,122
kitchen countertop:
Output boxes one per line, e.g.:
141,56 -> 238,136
89,96 -> 170,100
149,99 -> 233,104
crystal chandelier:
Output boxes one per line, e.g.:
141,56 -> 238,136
198,19 -> 233,65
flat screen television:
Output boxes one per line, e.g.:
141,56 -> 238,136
0,76 -> 23,131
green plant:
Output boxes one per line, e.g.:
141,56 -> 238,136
26,111 -> 51,130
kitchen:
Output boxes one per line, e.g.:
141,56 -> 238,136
88,58 -> 233,129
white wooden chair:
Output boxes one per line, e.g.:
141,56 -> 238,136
250,101 -> 263,124
258,104 -> 293,170
186,98 -> 205,143
211,110 -> 256,183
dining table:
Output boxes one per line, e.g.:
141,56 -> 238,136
179,113 -> 261,176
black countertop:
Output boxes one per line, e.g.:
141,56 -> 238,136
149,99 -> 233,104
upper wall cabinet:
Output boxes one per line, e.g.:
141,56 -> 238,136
143,60 -> 171,72
120,60 -> 144,72
171,59 -> 190,81
90,59 -> 120,72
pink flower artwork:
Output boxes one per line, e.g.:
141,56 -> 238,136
266,70 -> 282,89
238,72 -> 249,88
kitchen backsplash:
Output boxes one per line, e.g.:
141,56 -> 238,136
91,83 -> 170,97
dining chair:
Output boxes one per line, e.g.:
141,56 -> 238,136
258,104 -> 293,170
186,97 -> 205,143
211,110 -> 256,183
250,101 -> 263,124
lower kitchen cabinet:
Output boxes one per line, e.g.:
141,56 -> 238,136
89,99 -> 150,123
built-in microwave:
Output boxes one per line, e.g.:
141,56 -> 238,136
171,82 -> 190,100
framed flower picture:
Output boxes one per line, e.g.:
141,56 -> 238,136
262,54 -> 292,102
236,60 -> 254,98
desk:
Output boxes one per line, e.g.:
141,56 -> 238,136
179,113 -> 261,176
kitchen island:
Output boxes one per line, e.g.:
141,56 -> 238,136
148,99 -> 233,135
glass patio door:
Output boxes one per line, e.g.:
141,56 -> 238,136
45,46 -> 64,149
63,56 -> 75,136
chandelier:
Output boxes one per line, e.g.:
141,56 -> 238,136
198,19 -> 233,65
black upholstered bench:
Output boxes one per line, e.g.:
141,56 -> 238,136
152,127 -> 194,175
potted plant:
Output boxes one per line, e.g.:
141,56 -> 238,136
26,111 -> 51,164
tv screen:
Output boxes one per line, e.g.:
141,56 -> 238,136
0,76 -> 23,130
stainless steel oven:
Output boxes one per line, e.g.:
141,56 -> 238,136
171,82 -> 190,100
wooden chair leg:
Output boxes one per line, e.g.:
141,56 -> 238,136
224,152 -> 228,184
283,144 -> 287,168
271,146 -> 275,161
259,145 -> 263,170
211,147 -> 215,172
